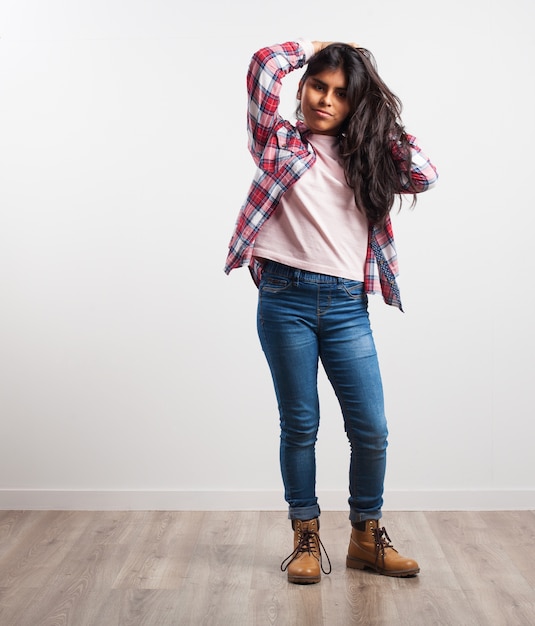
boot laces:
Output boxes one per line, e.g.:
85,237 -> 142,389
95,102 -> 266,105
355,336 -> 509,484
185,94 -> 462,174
371,526 -> 397,565
280,527 -> 332,575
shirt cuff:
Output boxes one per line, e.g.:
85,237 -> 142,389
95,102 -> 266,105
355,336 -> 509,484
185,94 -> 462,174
297,39 -> 316,62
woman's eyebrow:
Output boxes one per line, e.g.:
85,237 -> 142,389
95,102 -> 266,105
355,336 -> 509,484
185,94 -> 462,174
311,77 -> 347,91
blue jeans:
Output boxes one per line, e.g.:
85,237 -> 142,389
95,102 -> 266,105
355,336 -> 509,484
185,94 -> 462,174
257,261 -> 388,523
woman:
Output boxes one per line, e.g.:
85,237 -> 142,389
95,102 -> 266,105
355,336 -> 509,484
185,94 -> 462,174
225,39 -> 438,584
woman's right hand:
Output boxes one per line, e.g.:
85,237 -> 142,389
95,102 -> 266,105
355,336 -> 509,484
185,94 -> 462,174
312,41 -> 333,54
311,41 -> 360,54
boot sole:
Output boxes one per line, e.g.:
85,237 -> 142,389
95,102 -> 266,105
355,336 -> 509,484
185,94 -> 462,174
288,574 -> 321,584
346,555 -> 419,577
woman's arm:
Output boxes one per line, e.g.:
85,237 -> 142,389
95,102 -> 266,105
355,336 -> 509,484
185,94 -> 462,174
392,134 -> 438,193
246,41 -> 312,164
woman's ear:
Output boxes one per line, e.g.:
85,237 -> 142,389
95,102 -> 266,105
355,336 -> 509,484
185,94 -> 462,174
296,80 -> 303,100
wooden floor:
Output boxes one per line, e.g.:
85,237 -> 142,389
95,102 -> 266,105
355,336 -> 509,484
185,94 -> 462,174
0,510 -> 534,625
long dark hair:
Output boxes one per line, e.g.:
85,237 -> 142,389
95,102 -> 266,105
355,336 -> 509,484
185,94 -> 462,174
298,43 -> 415,225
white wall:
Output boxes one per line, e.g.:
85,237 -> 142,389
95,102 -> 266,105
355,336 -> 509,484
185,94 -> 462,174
1,0 -> 534,511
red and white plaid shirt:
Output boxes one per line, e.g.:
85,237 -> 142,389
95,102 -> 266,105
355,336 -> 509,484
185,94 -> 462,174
224,40 -> 438,310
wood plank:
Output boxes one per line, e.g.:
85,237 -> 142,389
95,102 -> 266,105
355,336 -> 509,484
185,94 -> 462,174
174,510 -> 259,624
0,510 -> 534,625
112,510 -> 205,590
425,511 -> 535,624
0,511 -> 90,589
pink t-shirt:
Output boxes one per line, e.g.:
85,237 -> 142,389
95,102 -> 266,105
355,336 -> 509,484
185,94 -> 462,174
253,134 -> 368,281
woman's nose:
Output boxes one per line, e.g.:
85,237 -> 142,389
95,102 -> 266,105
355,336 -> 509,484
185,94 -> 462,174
320,90 -> 332,106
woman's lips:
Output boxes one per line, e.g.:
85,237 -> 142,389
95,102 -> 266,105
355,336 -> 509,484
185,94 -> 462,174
313,109 -> 333,118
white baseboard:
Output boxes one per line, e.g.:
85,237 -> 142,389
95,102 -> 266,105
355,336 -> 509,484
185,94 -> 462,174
0,489 -> 533,511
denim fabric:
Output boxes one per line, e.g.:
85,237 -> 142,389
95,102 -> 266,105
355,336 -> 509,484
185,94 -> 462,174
257,261 -> 388,522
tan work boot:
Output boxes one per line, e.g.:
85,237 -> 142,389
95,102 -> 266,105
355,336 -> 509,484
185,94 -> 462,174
280,518 -> 331,584
346,519 -> 419,577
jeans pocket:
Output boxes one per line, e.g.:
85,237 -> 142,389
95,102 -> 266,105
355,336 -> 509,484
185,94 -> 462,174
341,280 -> 366,300
260,275 -> 292,293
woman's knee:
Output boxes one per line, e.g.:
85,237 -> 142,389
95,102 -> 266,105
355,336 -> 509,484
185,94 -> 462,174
346,419 -> 388,450
280,418 -> 319,448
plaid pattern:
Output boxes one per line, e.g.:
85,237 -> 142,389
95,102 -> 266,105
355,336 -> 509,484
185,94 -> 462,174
224,41 -> 438,310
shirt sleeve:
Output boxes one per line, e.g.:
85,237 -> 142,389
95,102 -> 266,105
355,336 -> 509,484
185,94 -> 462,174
392,134 -> 439,194
246,41 -> 310,165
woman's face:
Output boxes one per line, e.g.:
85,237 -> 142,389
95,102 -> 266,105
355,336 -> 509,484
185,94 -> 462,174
298,67 -> 351,136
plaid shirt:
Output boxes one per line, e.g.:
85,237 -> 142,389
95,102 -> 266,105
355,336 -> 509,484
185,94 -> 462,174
224,40 -> 438,310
